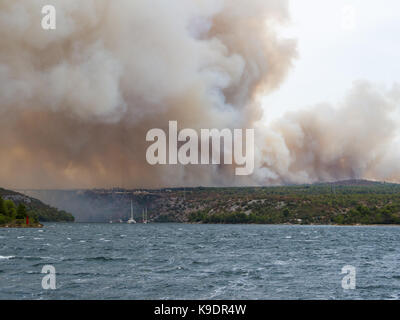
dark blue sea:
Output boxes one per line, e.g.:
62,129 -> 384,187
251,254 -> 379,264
1,223 -> 400,299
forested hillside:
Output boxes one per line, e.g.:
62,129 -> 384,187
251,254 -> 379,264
0,188 -> 74,226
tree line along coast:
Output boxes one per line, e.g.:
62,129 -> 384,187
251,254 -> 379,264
0,188 -> 74,228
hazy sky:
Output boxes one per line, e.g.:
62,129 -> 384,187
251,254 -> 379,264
262,0 -> 400,121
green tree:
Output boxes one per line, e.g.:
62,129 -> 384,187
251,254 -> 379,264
0,197 -> 7,217
4,200 -> 15,217
283,208 -> 290,219
16,203 -> 27,219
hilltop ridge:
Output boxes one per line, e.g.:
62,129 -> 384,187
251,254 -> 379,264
0,188 -> 74,226
316,179 -> 391,186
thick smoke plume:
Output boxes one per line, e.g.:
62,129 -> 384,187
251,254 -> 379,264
0,0 -> 399,189
255,81 -> 400,185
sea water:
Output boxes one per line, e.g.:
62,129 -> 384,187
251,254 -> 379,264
1,223 -> 400,300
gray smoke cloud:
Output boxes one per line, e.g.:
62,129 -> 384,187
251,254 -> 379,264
254,81 -> 400,185
0,0 -> 399,189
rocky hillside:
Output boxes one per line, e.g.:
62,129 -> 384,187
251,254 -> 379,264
0,188 -> 74,222
24,180 -> 400,225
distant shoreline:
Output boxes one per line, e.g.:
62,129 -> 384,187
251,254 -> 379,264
61,221 -> 400,227
187,222 -> 400,227
3,221 -> 400,228
0,222 -> 43,228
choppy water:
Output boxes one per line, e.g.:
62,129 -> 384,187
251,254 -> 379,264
1,223 -> 400,300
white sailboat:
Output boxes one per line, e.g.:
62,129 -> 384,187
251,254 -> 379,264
142,207 -> 149,224
127,200 -> 137,224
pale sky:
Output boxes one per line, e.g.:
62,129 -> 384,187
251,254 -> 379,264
262,0 -> 400,122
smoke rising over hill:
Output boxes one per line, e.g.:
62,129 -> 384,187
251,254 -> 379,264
0,0 -> 399,188
255,81 -> 400,185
